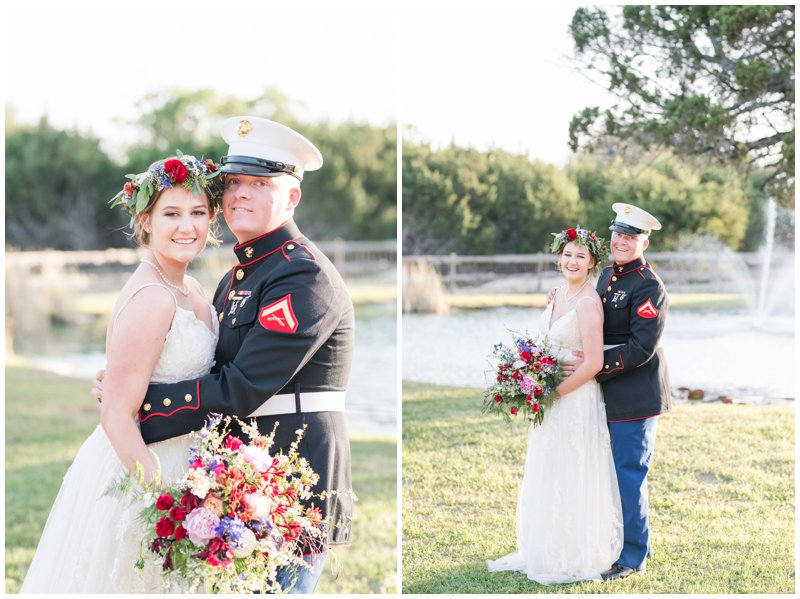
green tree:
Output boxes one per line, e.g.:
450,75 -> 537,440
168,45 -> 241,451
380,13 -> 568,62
569,5 -> 795,204
125,88 -> 396,241
402,139 -> 580,255
5,116 -> 125,250
567,151 -> 753,251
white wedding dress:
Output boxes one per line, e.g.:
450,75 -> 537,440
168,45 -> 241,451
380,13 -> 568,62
21,284 -> 218,594
487,300 -> 623,584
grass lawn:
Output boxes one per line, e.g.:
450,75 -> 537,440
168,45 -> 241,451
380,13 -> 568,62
402,382 -> 794,594
5,366 -> 397,594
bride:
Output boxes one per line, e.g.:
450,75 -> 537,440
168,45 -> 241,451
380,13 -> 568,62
487,227 -> 623,584
21,155 -> 221,593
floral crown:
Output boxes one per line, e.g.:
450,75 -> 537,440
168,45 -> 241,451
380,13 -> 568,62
550,226 -> 609,271
109,151 -> 222,220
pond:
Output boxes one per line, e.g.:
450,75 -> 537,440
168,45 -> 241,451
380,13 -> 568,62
403,307 -> 795,405
12,303 -> 397,437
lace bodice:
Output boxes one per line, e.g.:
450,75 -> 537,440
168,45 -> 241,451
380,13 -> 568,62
113,283 -> 218,383
539,302 -> 583,355
151,305 -> 218,383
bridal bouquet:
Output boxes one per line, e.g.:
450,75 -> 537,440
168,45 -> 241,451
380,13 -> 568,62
120,415 -> 326,593
482,333 -> 564,427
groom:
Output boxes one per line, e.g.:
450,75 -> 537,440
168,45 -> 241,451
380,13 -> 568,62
97,116 -> 354,593
560,203 -> 671,580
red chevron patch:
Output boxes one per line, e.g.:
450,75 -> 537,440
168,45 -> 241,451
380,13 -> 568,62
258,294 -> 298,333
637,298 -> 658,319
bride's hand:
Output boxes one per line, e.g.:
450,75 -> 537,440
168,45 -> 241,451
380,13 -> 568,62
91,368 -> 106,404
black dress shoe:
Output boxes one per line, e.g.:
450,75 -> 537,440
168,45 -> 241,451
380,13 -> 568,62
601,563 -> 636,580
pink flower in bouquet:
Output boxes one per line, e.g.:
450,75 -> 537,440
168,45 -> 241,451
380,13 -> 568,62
519,375 -> 536,393
242,444 -> 272,472
156,493 -> 174,510
184,507 -> 221,546
243,492 -> 273,521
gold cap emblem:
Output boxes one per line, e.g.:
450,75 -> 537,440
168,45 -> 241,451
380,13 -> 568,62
237,119 -> 253,137
624,206 -> 633,214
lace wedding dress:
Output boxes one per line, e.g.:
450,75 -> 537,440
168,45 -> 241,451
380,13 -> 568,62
21,284 -> 218,593
487,300 -> 623,584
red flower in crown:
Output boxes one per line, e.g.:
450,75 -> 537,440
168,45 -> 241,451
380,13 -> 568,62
123,181 -> 136,198
589,231 -> 597,241
566,228 -> 578,241
163,159 -> 188,185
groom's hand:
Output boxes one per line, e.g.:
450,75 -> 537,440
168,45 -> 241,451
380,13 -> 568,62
91,369 -> 106,404
560,350 -> 584,377
546,286 -> 559,305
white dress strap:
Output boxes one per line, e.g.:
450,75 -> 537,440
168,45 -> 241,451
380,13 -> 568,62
112,283 -> 178,329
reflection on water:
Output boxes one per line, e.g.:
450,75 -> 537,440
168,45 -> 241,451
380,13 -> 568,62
12,303 -> 397,437
403,307 -> 795,404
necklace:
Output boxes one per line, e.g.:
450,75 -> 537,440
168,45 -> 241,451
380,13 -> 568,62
140,259 -> 190,296
564,279 -> 590,302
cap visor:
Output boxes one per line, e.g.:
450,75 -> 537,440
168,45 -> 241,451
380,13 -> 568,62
609,222 -> 649,236
219,163 -> 285,177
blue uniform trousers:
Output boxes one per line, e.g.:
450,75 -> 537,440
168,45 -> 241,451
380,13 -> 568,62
608,417 -> 658,570
275,552 -> 328,593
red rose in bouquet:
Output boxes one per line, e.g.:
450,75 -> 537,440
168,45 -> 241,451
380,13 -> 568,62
156,516 -> 175,538
156,493 -> 174,510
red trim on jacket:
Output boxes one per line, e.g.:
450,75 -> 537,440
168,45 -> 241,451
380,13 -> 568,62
599,354 -> 625,375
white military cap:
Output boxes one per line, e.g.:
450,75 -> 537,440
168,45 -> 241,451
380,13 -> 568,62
609,202 -> 662,236
219,116 -> 323,181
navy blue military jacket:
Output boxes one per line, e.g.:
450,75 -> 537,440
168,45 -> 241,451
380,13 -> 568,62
595,256 -> 672,421
138,219 -> 354,546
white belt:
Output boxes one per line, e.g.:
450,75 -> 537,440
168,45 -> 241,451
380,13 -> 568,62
248,391 -> 346,418
604,342 -> 663,350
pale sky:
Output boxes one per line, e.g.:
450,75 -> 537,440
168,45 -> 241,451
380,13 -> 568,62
4,0 -> 398,155
5,0 -> 612,165
401,1 -> 616,166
